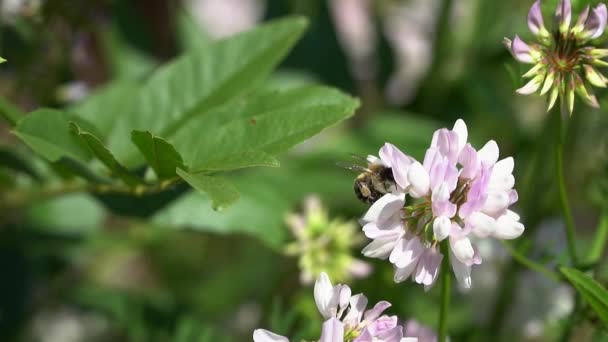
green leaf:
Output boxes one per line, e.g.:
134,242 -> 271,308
70,122 -> 140,186
13,108 -> 91,162
101,27 -> 156,80
171,85 -> 359,171
0,96 -> 24,126
0,57 -> 5,63
70,81 -> 139,136
176,168 -> 239,211
153,170 -> 295,248
196,150 -> 279,172
98,16 -> 309,168
131,130 -> 186,179
560,267 -> 608,324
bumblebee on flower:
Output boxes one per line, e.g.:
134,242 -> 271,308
504,0 -> 608,113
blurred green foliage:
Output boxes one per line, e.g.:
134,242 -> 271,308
0,0 -> 607,341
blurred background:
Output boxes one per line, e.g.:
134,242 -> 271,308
0,0 -> 607,341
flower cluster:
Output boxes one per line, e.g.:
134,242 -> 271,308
285,196 -> 371,285
253,273 -> 427,342
360,119 -> 525,288
504,0 -> 608,113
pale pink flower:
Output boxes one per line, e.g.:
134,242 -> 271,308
358,119 -> 524,288
254,273 -> 405,342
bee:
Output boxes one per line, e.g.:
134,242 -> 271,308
339,155 -> 397,204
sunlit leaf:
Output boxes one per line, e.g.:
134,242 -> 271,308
131,130 -> 186,180
561,267 -> 608,325
70,122 -> 140,186
176,168 -> 239,211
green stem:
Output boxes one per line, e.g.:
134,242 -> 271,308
0,178 -> 181,210
501,241 -> 560,281
438,241 -> 451,342
556,102 -> 579,267
587,209 -> 608,266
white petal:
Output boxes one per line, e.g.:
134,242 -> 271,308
362,193 -> 405,223
319,318 -> 345,342
450,249 -> 472,289
407,162 -> 430,198
362,237 -> 401,259
450,236 -> 475,264
433,216 -> 451,241
488,157 -> 515,192
314,273 -> 335,319
389,237 -> 424,268
494,211 -> 525,239
482,191 -> 511,218
362,221 -> 402,239
467,212 -> 496,238
394,261 -> 419,283
339,285 -> 351,311
452,119 -> 468,153
343,294 -> 368,326
253,329 -> 289,342
477,140 -> 499,165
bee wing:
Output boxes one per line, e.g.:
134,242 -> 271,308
349,153 -> 370,163
335,161 -> 370,173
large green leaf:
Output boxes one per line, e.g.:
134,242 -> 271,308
176,168 -> 239,211
171,85 -> 359,171
561,267 -> 608,325
70,122 -> 140,186
94,16 -> 308,168
13,109 -> 91,162
131,130 -> 186,180
153,177 -> 291,248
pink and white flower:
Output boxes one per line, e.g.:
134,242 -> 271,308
254,272 -> 413,342
359,119 -> 525,289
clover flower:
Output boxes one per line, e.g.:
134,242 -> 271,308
504,0 -> 608,114
253,272 -> 417,342
359,120 -> 525,289
285,196 -> 371,285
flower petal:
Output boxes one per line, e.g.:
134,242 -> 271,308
320,318 -> 345,342
433,216 -> 451,241
362,237 -> 401,259
516,73 -> 544,94
527,0 -> 547,37
379,143 -> 413,189
450,236 -> 475,265
363,301 -> 392,322
389,237 -> 425,268
407,162 -> 430,198
555,0 -> 572,34
494,210 -> 525,239
253,329 -> 290,342
361,193 -> 405,223
314,272 -> 337,319
343,294 -> 368,326
449,249 -> 472,289
510,35 -> 536,64
477,140 -> 499,166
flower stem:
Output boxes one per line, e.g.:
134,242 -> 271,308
438,241 -> 451,342
501,241 -> 560,281
556,103 -> 579,267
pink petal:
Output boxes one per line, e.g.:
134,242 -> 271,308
511,36 -> 535,64
555,0 -> 572,33
379,143 -> 413,189
527,0 -> 546,36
